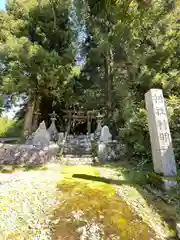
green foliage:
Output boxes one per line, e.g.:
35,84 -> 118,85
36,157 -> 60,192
0,0 -> 75,108
0,117 -> 23,137
0,117 -> 15,136
123,107 -> 151,159
0,96 -> 4,115
166,96 -> 180,162
73,0 -> 180,161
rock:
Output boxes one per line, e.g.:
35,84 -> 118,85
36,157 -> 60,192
0,143 -> 59,165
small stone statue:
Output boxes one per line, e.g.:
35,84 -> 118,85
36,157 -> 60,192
48,111 -> 59,142
32,121 -> 51,148
100,125 -> 112,144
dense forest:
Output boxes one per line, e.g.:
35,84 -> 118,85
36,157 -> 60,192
0,0 -> 180,161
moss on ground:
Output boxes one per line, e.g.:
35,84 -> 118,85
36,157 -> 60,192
98,162 -> 178,238
51,165 -> 156,240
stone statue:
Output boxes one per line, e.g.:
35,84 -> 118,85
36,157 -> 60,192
48,111 -> 59,142
32,121 -> 51,148
100,125 -> 112,144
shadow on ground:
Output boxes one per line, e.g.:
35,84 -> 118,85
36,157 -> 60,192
74,161 -> 178,238
73,174 -> 138,185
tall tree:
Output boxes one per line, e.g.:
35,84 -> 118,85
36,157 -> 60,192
0,0 -> 75,135
74,0 -> 179,153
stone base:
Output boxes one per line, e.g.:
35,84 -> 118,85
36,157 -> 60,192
162,179 -> 177,191
147,173 -> 177,191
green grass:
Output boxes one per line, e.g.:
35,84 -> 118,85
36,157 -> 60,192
97,161 -> 178,238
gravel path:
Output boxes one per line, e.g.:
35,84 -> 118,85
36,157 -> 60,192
0,166 -> 61,240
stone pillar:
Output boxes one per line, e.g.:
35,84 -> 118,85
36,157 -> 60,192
145,89 -> 177,189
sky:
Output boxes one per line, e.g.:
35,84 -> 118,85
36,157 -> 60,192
0,0 -> 6,10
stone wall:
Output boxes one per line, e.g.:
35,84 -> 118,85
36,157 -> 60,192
0,143 -> 59,165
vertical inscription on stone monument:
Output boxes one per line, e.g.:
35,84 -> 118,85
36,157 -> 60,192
145,89 -> 177,187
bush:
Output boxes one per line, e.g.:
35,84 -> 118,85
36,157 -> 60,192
0,117 -> 23,137
121,107 -> 152,161
166,96 -> 180,164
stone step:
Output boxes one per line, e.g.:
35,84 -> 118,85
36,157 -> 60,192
63,154 -> 92,158
63,146 -> 91,155
63,143 -> 90,147
63,145 -> 91,149
60,155 -> 94,165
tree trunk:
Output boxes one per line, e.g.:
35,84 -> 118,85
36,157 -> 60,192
103,55 -> 109,113
107,48 -> 113,118
32,95 -> 41,132
103,50 -> 113,118
23,95 -> 35,137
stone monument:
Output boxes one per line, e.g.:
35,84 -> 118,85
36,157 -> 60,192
32,121 -> 51,148
100,125 -> 112,144
98,125 -> 113,161
145,89 -> 177,189
48,111 -> 59,142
